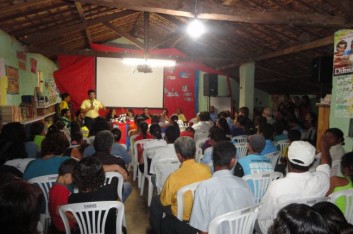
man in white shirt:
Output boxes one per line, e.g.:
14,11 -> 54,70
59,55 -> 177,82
192,112 -> 212,133
190,141 -> 254,234
257,138 -> 331,233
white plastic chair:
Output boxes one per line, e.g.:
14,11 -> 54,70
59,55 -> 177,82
275,140 -> 289,156
331,160 -> 342,176
274,196 -> 328,217
28,174 -> 58,233
154,158 -> 181,194
265,151 -> 280,169
195,137 -> 207,162
59,201 -> 124,234
139,150 -> 154,206
329,188 -> 353,224
133,139 -> 152,184
243,172 -> 283,204
104,172 -> 124,202
231,135 -> 248,143
233,143 -> 248,159
176,181 -> 202,221
194,132 -> 209,144
208,204 -> 261,234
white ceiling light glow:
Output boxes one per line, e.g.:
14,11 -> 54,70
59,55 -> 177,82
122,58 -> 176,67
187,18 -> 206,39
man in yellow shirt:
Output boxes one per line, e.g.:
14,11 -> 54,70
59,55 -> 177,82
148,136 -> 211,234
80,89 -> 105,135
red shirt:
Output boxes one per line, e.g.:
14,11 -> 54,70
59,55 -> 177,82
49,184 -> 75,232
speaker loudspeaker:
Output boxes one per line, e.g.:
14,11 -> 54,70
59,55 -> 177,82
203,74 -> 218,96
312,57 -> 333,83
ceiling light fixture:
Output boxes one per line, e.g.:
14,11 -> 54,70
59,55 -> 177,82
122,58 -> 176,67
187,0 -> 206,39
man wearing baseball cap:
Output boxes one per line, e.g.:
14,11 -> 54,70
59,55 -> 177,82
257,137 -> 331,233
233,134 -> 273,177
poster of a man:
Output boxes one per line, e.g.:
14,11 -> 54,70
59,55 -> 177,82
334,31 -> 353,76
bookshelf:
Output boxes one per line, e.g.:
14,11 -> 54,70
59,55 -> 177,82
1,103 -> 56,125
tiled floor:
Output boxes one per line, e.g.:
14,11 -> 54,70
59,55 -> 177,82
125,176 -> 150,234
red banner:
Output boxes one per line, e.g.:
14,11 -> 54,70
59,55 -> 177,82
164,63 -> 195,121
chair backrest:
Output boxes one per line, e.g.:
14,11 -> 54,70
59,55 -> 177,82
274,196 -> 328,217
329,188 -> 353,224
59,201 -> 124,234
154,158 -> 181,194
133,139 -> 152,163
276,140 -> 289,156
264,151 -> 280,169
243,172 -> 283,204
208,204 -> 261,234
231,135 -> 248,144
331,160 -> 342,176
195,137 -> 208,162
28,174 -> 58,214
176,181 -> 202,221
104,171 -> 124,201
233,143 -> 248,159
194,132 -> 209,144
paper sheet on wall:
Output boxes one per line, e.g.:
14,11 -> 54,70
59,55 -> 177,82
0,75 -> 8,105
0,58 -> 5,76
335,74 -> 353,117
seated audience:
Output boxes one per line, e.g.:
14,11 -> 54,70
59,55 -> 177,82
262,107 -> 275,125
192,111 -> 212,133
0,175 -> 43,234
257,138 -> 331,233
325,128 -> 345,162
0,122 -> 27,164
231,115 -> 250,137
233,134 -> 273,177
268,203 -> 329,234
258,123 -> 278,155
148,136 -> 211,234
49,158 -> 78,233
23,132 -> 70,180
190,141 -> 254,233
91,130 -> 131,202
180,126 -> 195,139
30,121 -> 46,152
313,201 -> 353,234
69,157 -> 125,234
138,123 -> 166,172
238,106 -> 255,133
326,152 -> 353,213
209,105 -> 217,123
135,122 -> 153,141
60,108 -> 71,129
63,132 -> 88,161
303,112 -> 317,146
216,117 -> 231,136
176,107 -> 187,124
273,122 -> 288,142
201,127 -> 228,172
105,108 -> 117,122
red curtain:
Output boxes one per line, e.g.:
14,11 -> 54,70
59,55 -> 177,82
54,55 -> 95,113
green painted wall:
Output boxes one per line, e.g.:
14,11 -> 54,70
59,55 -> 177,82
0,30 -> 58,106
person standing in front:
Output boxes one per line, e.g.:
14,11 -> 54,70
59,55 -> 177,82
80,89 -> 105,135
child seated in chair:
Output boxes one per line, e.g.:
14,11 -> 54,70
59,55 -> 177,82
49,158 -> 78,234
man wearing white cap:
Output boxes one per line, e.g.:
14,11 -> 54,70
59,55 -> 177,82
257,137 -> 331,233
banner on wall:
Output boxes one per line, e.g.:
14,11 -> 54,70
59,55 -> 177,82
163,64 -> 195,121
334,30 -> 353,117
6,66 -> 19,94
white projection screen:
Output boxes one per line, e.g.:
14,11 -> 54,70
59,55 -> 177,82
96,57 -> 164,108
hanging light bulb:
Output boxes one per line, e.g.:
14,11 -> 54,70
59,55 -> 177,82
187,18 -> 206,39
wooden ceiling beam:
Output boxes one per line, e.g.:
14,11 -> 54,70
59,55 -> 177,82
103,22 -> 144,50
73,0 -> 347,27
219,35 -> 333,70
0,0 -> 52,15
336,0 -> 353,21
75,2 -> 93,44
23,10 -> 138,44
